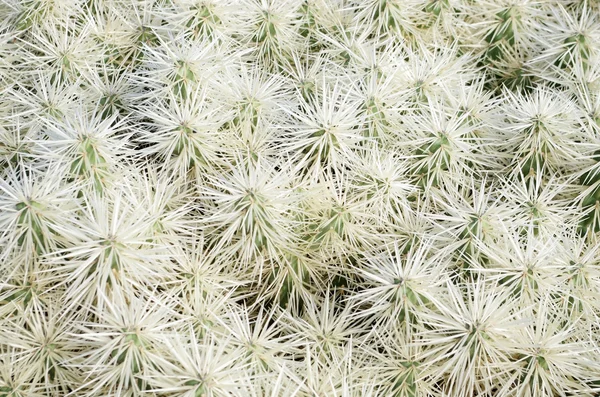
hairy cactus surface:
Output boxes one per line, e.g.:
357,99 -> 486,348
1,0 -> 600,396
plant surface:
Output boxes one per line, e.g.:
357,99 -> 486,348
1,0 -> 600,396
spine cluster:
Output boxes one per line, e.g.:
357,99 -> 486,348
0,0 -> 599,396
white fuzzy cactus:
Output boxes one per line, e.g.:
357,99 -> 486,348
1,0 -> 600,396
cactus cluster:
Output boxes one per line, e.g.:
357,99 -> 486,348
1,0 -> 600,396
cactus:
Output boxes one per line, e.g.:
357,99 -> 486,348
1,0 -> 600,396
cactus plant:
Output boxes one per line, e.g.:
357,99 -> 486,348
1,0 -> 600,396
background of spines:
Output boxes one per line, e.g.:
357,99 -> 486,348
0,0 -> 600,396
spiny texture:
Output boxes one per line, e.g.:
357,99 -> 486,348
1,1 -> 600,396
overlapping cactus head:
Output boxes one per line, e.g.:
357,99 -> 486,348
1,0 -> 600,396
